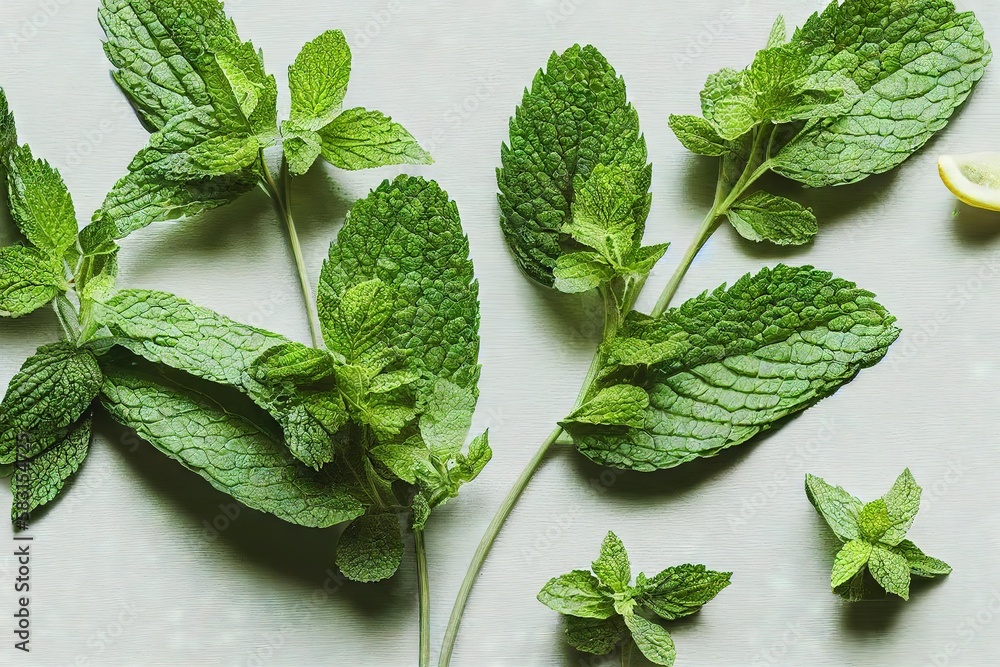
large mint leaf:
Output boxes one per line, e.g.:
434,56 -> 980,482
318,176 -> 480,396
498,45 -> 648,286
566,265 -> 899,471
100,358 -> 363,528
0,343 -> 102,463
773,0 -> 992,186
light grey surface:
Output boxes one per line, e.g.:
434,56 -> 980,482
1,0 -> 999,665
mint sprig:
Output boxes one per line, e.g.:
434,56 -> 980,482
806,470 -> 952,601
538,532 -> 731,666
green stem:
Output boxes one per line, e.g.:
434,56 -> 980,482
257,152 -> 323,348
415,528 -> 431,667
438,282 -> 631,666
650,208 -> 722,318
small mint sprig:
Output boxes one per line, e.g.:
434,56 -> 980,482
806,469 -> 952,602
537,531 -> 731,666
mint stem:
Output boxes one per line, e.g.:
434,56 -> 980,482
438,282 -> 632,666
257,151 -> 323,348
415,527 -> 431,667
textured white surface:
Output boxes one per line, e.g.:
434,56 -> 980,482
1,0 -> 1000,665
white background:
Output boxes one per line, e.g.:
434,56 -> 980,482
1,0 -> 999,665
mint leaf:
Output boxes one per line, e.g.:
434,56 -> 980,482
318,176 -> 481,397
568,164 -> 651,267
805,474 -> 863,542
418,378 -> 476,454
564,616 -> 625,655
0,89 -> 16,154
896,540 -> 952,578
537,570 -> 615,619
869,545 -> 911,601
727,192 -> 817,246
0,343 -> 102,463
10,412 -> 91,521
880,468 -> 922,546
564,385 -> 648,429
320,278 -> 395,367
286,30 -> 351,131
100,357 -> 363,528
635,564 -> 732,621
498,45 -> 648,286
5,145 -> 77,256
667,115 -> 728,157
831,539 -> 872,589
766,15 -> 786,49
316,107 -> 432,171
251,342 -> 337,385
0,246 -> 63,318
621,609 -> 677,667
567,265 -> 899,471
336,513 -> 403,583
772,0 -> 992,186
858,500 -> 894,543
553,252 -> 615,294
591,531 -> 631,594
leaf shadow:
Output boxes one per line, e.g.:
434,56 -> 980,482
839,595 -> 907,634
95,413 -> 405,617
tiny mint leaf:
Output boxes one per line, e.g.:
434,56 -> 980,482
591,531 -> 631,594
830,539 -> 872,589
668,114 -> 729,157
553,252 -> 615,294
805,474 -> 863,542
336,513 -> 404,583
5,145 -> 78,256
727,191 -> 817,246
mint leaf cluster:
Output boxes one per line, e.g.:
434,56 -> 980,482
806,470 -> 951,601
538,532 -> 731,666
669,0 -> 991,245
90,1 -> 429,245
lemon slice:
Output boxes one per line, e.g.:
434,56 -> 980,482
939,153 -> 1000,212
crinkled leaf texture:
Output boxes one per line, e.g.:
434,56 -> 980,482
772,0 -> 992,186
498,44 -> 648,286
100,355 -> 363,528
319,175 -> 480,398
94,0 -> 278,243
10,412 -> 92,522
0,342 -> 102,464
565,265 -> 900,471
0,246 -> 63,318
335,513 -> 404,583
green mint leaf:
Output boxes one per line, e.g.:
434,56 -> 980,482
868,544 -> 911,600
0,246 -> 63,318
419,378 -> 476,454
250,342 -> 337,385
667,115 -> 729,157
567,163 -> 652,268
569,265 -> 899,471
287,30 -> 351,130
621,609 -> 677,667
320,278 -> 396,367
880,468 -> 922,546
95,288 -> 287,393
9,411 -> 91,521
635,564 -> 732,621
4,145 -> 78,256
700,68 -> 742,127
766,15 -> 786,49
498,44 -> 648,286
896,540 -> 952,578
553,252 -> 615,294
537,570 -> 616,619
100,357 -> 363,527
624,244 -> 669,277
278,401 -> 337,470
370,444 -> 430,485
0,342 -> 102,463
591,531 -> 631,593
858,499 -> 894,542
318,176 -> 481,398
0,89 -> 17,154
564,385 -> 649,429
336,513 -> 403,583
772,0 -> 992,186
88,170 -> 256,245
316,107 -> 432,171
804,474 -> 863,542
727,192 -> 818,246
830,539 -> 872,589
564,616 -> 625,655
